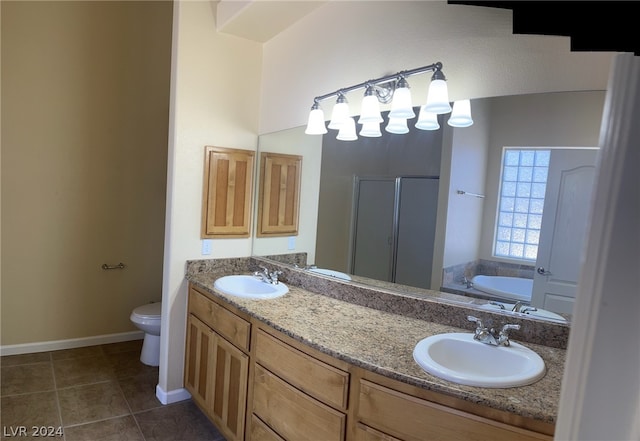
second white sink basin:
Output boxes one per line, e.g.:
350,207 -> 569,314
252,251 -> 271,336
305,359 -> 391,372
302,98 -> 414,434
307,268 -> 352,281
413,333 -> 545,388
214,275 -> 288,299
478,302 -> 567,322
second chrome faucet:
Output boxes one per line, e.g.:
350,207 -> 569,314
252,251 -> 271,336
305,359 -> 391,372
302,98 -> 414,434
467,315 -> 520,347
254,266 -> 283,285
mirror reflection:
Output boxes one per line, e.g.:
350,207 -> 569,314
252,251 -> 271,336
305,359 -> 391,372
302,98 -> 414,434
253,90 -> 606,324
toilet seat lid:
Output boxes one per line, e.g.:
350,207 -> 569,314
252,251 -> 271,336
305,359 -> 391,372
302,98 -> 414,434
133,302 -> 162,319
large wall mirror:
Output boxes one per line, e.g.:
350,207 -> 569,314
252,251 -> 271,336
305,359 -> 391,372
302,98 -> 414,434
252,90 -> 606,326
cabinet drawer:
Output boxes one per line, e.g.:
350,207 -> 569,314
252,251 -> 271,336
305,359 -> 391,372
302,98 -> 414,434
254,329 -> 349,410
357,380 -> 550,441
189,287 -> 250,352
354,423 -> 402,441
253,364 -> 346,441
250,414 -> 285,441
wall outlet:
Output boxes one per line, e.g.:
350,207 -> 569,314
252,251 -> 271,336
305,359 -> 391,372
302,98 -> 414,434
287,236 -> 296,250
201,239 -> 213,255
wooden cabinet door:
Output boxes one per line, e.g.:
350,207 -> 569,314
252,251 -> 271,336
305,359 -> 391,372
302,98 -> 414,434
257,152 -> 302,237
184,314 -> 215,411
201,146 -> 255,238
210,333 -> 249,441
185,313 -> 249,441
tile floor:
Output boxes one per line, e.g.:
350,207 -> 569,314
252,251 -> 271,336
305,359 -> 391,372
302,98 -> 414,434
0,340 -> 226,441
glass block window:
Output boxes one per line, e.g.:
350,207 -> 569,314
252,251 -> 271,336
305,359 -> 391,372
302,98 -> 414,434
494,148 -> 550,261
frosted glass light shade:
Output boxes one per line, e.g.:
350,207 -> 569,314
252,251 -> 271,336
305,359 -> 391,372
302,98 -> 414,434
447,99 -> 474,127
305,108 -> 327,134
359,121 -> 382,137
424,79 -> 451,114
415,107 -> 440,130
336,117 -> 357,141
389,86 -> 415,119
385,117 -> 409,134
358,94 -> 383,124
328,100 -> 349,130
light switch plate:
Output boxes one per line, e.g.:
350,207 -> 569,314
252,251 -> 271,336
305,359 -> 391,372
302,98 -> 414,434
202,239 -> 213,255
287,236 -> 295,250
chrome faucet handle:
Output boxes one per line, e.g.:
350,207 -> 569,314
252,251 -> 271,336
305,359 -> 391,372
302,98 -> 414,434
467,315 -> 486,337
511,301 -> 524,312
468,316 -> 498,345
498,323 -> 521,346
467,315 -> 484,329
269,270 -> 283,284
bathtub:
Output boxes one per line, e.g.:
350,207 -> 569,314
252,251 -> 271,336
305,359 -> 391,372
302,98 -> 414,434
471,275 -> 533,302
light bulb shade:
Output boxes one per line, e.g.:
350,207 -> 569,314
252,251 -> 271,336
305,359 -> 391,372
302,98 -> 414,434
385,117 -> 409,134
415,107 -> 440,130
336,117 -> 357,141
358,94 -> 383,124
447,99 -> 474,127
328,99 -> 350,130
388,86 -> 415,119
359,121 -> 382,137
424,79 -> 451,114
305,108 -> 327,134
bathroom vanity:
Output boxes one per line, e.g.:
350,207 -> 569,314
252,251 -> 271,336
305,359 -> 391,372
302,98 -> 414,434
184,258 -> 565,441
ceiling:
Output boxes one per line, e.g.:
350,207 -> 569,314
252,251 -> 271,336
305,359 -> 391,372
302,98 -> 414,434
215,0 -> 327,43
216,0 -> 639,55
449,1 -> 639,55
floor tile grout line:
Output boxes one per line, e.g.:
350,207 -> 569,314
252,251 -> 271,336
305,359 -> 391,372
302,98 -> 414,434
55,379 -> 115,392
113,371 -> 147,441
59,412 -> 133,430
49,353 -> 67,441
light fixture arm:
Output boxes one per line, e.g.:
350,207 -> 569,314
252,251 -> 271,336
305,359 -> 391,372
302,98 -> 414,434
311,62 -> 444,105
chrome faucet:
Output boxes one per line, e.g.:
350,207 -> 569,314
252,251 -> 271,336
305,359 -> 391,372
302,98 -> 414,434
467,316 -> 521,347
254,266 -> 283,285
294,263 -> 317,270
463,276 -> 473,289
511,302 -> 538,314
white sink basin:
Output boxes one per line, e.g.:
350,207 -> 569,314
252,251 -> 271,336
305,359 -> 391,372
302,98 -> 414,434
213,275 -> 288,299
307,268 -> 352,281
478,302 -> 567,322
413,333 -> 545,388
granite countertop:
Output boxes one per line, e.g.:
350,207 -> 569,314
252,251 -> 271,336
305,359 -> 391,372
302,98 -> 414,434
186,269 -> 564,427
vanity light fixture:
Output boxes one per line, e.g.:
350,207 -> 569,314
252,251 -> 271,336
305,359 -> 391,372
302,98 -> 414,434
385,117 -> 410,134
305,62 -> 473,140
336,117 -> 358,141
447,99 -> 474,127
359,121 -> 383,137
327,93 -> 350,130
415,106 -> 440,130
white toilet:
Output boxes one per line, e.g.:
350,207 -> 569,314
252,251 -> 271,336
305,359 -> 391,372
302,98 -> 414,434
130,302 -> 162,366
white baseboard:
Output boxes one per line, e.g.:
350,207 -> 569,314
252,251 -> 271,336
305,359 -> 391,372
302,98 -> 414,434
156,385 -> 191,405
0,331 -> 144,356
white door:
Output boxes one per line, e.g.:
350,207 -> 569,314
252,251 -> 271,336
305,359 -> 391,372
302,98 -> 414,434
531,149 -> 597,313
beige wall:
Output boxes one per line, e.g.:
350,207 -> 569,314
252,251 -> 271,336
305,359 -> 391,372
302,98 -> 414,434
440,99 -> 491,274
1,1 -> 172,346
159,0 -> 262,397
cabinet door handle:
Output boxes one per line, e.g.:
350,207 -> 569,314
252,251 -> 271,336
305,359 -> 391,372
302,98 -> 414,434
102,262 -> 126,270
